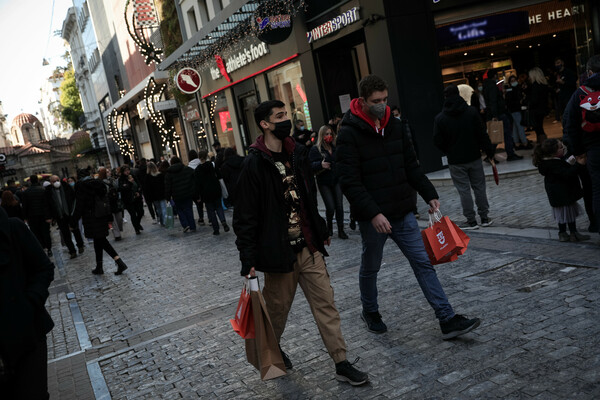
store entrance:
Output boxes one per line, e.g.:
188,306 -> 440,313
234,80 -> 261,152
315,29 -> 370,122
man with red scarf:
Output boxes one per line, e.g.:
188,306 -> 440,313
336,75 -> 480,339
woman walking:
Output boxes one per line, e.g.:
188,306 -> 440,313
309,125 -> 348,239
145,161 -> 168,226
73,169 -> 129,275
118,165 -> 144,234
98,167 -> 124,241
528,67 -> 550,144
1,189 -> 24,220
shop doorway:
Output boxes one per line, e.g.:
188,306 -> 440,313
314,30 -> 370,122
234,80 -> 261,152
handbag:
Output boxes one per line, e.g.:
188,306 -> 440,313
486,120 -> 504,145
421,211 -> 469,265
230,280 -> 254,339
244,278 -> 287,380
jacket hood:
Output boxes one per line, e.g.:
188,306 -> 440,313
582,72 -> 600,89
537,158 -> 560,176
443,94 -> 468,116
250,134 -> 296,157
167,163 -> 185,173
350,98 -> 390,134
188,158 -> 201,169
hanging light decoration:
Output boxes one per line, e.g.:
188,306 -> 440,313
124,0 -> 163,65
144,77 -> 180,150
107,108 -> 134,157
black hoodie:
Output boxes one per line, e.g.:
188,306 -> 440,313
433,94 -> 495,165
563,72 -> 600,155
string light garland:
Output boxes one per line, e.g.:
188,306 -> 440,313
124,0 -> 163,65
107,108 -> 134,156
144,77 -> 180,150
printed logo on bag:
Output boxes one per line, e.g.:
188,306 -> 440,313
436,230 -> 446,245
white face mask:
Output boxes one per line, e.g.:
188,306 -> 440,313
53,181 -> 61,188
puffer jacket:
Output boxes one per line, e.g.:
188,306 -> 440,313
165,163 -> 197,201
73,177 -> 112,238
336,99 -> 437,222
20,184 -> 50,220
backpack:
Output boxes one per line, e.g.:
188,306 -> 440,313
579,86 -> 600,132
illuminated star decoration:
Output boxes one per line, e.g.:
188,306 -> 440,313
107,108 -> 134,157
124,0 -> 163,65
144,77 -> 180,149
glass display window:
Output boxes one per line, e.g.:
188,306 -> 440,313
207,91 -> 235,148
266,60 -> 313,130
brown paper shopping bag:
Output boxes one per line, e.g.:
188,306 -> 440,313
486,120 -> 504,144
244,283 -> 286,380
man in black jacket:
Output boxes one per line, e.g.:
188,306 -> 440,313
434,85 -> 496,230
336,75 -> 480,339
0,206 -> 54,398
20,175 -> 53,256
233,100 -> 368,386
46,175 -> 85,258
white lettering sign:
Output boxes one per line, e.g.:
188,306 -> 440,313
307,7 -> 360,43
529,5 -> 584,25
210,43 -> 269,81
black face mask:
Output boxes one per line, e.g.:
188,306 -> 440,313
270,120 -> 292,141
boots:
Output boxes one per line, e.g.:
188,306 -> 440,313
222,221 -> 230,232
338,228 -> 348,239
115,257 -> 128,275
92,265 -> 104,275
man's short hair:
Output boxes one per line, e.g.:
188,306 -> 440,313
254,100 -> 285,132
29,174 -> 39,184
188,149 -> 198,160
587,55 -> 600,73
170,156 -> 181,165
359,75 -> 388,99
198,150 -> 208,160
444,84 -> 459,98
212,141 -> 221,148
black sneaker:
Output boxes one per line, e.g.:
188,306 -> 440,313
479,218 -> 493,227
335,358 -> 368,386
506,154 -> 524,161
361,310 -> 387,334
460,221 -> 479,230
279,346 -> 293,370
440,314 -> 481,340
222,222 -> 230,232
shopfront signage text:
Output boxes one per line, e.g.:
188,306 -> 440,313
528,5 -> 585,25
307,7 -> 360,44
153,99 -> 178,111
210,43 -> 269,81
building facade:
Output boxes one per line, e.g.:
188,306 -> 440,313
39,70 -> 73,140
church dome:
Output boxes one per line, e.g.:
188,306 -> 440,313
12,113 -> 40,128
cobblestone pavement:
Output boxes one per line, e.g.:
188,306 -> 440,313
46,171 -> 600,399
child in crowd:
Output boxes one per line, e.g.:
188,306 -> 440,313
533,138 -> 590,242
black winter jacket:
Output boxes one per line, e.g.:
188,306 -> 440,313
309,144 -> 337,186
0,207 -> 54,366
20,184 -> 50,220
504,85 -> 524,113
538,158 -> 583,207
483,78 -> 507,119
433,94 -> 495,165
233,136 -> 328,276
529,82 -> 549,116
117,175 -> 141,206
145,173 -> 167,202
46,182 -> 76,220
563,73 -> 600,155
165,163 -> 197,201
195,161 -> 222,203
220,155 -> 244,203
73,178 -> 111,238
336,100 -> 438,222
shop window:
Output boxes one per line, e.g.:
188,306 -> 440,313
207,92 -> 234,149
266,60 -> 313,131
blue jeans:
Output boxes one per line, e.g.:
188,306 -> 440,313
173,198 -> 196,231
153,200 -> 167,226
205,200 -> 226,232
511,111 -> 528,145
358,213 -> 455,322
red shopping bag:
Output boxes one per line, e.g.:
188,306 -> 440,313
421,212 -> 469,265
230,281 -> 255,339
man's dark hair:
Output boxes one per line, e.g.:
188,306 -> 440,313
198,150 -> 208,160
213,141 -> 221,148
170,156 -> 181,165
358,75 -> 388,99
443,84 -> 459,98
586,54 -> 600,73
29,174 -> 39,184
188,149 -> 198,160
223,147 -> 236,160
254,100 -> 285,132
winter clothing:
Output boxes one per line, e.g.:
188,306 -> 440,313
336,98 -> 437,222
73,178 -> 111,238
483,79 -> 506,120
194,161 -> 222,203
233,135 -> 328,276
145,173 -> 167,202
164,163 -> 197,201
433,94 -> 495,164
20,184 -> 50,220
537,158 -> 583,207
528,82 -> 549,117
309,144 -> 338,186
1,202 -> 23,220
563,73 -> 600,156
220,154 -> 244,203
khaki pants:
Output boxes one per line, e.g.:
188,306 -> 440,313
263,247 -> 347,364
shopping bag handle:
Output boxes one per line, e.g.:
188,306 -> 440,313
246,276 -> 259,292
427,209 -> 443,228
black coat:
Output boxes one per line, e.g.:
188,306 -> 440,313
117,174 -> 142,206
145,173 -> 166,202
433,94 -> 495,165
563,73 -> 600,155
1,202 -> 23,220
309,144 -> 337,186
336,105 -> 438,222
528,82 -> 549,116
20,184 -> 50,220
73,178 -> 111,238
194,162 -> 222,203
45,182 -> 76,220
233,136 -> 328,276
504,85 -> 524,113
538,158 -> 583,207
220,155 -> 244,203
0,207 -> 54,366
164,163 -> 197,201
483,78 -> 507,119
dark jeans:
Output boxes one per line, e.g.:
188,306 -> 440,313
27,217 -> 51,250
93,236 -> 119,266
144,196 -> 156,220
577,163 -> 596,225
125,201 -> 144,231
195,199 -> 205,222
586,145 -> 600,234
205,200 -> 226,231
174,198 -> 196,231
56,216 -> 83,253
319,183 -> 345,229
0,336 -> 49,399
531,112 -> 547,142
499,113 -> 516,156
358,212 -> 454,322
